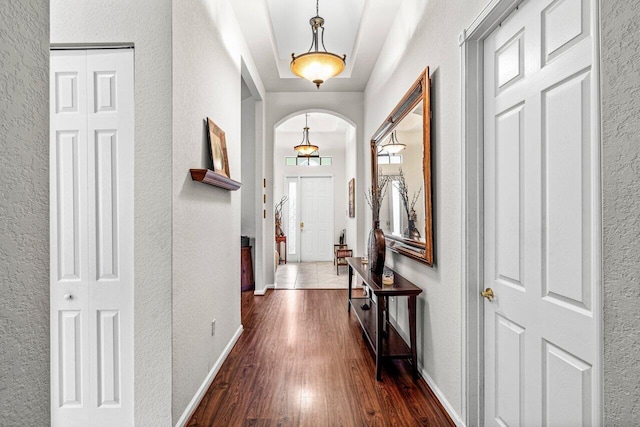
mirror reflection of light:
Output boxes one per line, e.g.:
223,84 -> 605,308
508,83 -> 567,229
299,387 -> 314,399
299,387 -> 315,411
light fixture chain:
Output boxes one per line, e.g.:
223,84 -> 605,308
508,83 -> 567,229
316,0 -> 319,17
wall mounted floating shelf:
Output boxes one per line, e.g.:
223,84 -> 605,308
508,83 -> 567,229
190,169 -> 242,191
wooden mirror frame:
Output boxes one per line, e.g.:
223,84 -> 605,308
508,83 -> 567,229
370,67 -> 433,266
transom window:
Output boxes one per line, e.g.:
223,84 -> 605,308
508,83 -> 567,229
285,156 -> 333,166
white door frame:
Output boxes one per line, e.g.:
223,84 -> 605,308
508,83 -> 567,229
459,1 -> 603,424
284,174 -> 335,263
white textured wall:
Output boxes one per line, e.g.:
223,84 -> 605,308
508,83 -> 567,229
263,92 -> 365,290
50,1 -> 173,424
345,127 -> 358,252
0,2 -> 50,425
241,95 -> 257,238
601,1 -> 640,423
172,0 -> 265,423
364,0 -> 489,418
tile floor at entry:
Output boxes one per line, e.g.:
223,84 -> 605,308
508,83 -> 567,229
275,262 -> 356,289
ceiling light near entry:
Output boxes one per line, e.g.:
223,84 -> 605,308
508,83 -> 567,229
290,0 -> 346,89
381,131 -> 406,154
294,114 -> 319,156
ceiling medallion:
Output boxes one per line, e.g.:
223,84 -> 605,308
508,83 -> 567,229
294,114 -> 319,156
290,0 -> 346,89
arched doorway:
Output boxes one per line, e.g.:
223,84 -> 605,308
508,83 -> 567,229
273,112 -> 356,288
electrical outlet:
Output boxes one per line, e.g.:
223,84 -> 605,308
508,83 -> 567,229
211,319 -> 216,336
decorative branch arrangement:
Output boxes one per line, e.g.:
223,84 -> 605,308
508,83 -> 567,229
275,195 -> 288,218
275,196 -> 288,237
365,173 -> 391,222
396,168 -> 422,221
395,168 -> 422,238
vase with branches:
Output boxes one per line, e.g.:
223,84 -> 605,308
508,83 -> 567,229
365,173 -> 391,223
364,174 -> 390,274
274,195 -> 288,237
396,168 -> 422,239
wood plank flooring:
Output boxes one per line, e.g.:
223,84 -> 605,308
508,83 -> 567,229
188,290 -> 454,426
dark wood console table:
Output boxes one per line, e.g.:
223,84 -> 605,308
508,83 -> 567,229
346,257 -> 422,380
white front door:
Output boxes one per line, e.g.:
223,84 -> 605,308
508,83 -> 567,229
300,176 -> 333,262
50,49 -> 134,426
483,0 -> 599,425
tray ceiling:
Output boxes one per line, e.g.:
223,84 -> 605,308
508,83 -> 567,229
232,0 -> 402,92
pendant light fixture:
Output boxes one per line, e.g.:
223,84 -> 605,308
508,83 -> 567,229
294,114 -> 319,156
381,130 -> 406,154
290,0 -> 346,89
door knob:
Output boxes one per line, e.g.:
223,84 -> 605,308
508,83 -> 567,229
300,221 -> 304,229
481,288 -> 494,302
64,294 -> 73,300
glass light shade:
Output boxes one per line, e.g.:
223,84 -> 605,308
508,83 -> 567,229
381,132 -> 406,154
294,143 -> 319,156
290,52 -> 346,88
381,142 -> 406,154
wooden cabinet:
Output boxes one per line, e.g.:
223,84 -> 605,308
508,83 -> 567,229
241,246 -> 254,291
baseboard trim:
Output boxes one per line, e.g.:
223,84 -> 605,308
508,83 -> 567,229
174,324 -> 244,427
254,284 -> 274,295
420,367 -> 466,427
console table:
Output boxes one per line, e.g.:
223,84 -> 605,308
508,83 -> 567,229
275,235 -> 287,264
346,257 -> 422,380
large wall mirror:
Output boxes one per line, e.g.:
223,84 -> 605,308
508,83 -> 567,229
370,68 -> 433,266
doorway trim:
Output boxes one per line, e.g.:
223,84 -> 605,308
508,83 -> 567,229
459,0 -> 603,425
284,174 -> 335,263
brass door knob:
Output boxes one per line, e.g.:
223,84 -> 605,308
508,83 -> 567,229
481,288 -> 494,302
300,221 -> 304,230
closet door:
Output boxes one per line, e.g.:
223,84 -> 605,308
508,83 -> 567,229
50,50 -> 91,427
51,49 -> 134,427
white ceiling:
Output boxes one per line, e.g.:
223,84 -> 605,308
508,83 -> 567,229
232,0 -> 402,92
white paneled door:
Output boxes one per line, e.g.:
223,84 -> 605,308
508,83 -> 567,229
50,49 -> 134,427
300,177 -> 333,262
483,0 -> 599,425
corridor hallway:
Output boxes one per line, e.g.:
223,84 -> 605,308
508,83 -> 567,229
187,290 -> 454,426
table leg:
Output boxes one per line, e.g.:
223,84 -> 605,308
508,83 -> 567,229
347,264 -> 353,313
384,296 -> 390,335
376,295 -> 385,381
408,295 -> 418,379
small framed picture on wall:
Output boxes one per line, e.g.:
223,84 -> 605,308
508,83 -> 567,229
349,178 -> 355,218
207,117 -> 230,178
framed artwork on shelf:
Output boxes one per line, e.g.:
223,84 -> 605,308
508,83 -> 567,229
349,178 -> 355,218
207,117 -> 230,178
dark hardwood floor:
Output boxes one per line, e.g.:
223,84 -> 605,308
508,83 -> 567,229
188,289 -> 454,426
